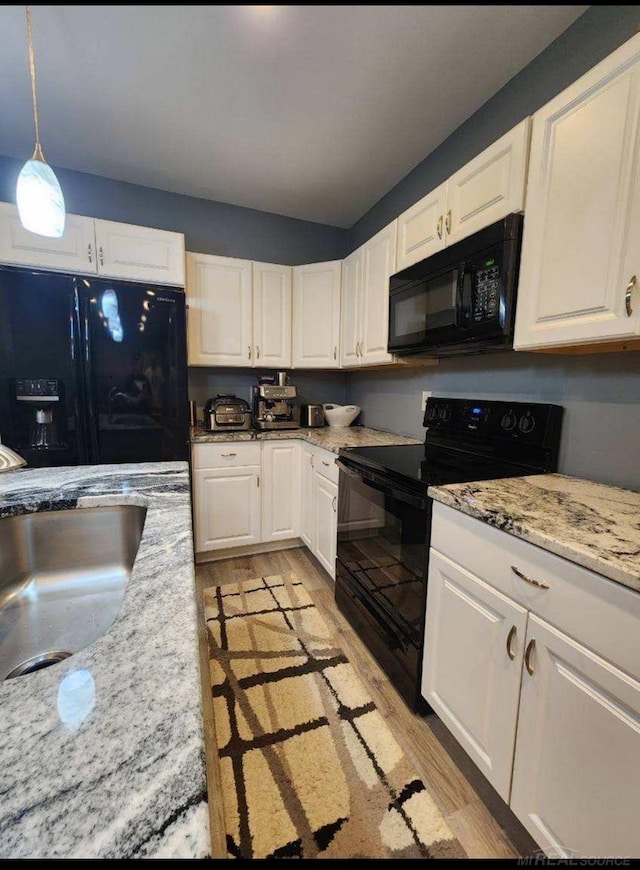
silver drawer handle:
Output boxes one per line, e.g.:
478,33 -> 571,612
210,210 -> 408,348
322,460 -> 330,467
221,452 -> 237,458
511,565 -> 550,590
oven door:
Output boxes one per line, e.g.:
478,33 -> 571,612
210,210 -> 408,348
388,265 -> 461,353
336,459 -> 430,647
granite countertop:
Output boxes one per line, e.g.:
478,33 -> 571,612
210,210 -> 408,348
428,474 -> 640,593
0,463 -> 209,858
190,424 -> 420,453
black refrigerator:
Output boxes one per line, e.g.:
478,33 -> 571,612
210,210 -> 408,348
0,265 -> 189,467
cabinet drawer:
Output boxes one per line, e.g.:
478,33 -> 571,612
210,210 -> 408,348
191,442 -> 261,470
431,501 -> 640,681
313,447 -> 339,484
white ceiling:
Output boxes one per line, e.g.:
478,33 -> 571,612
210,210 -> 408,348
0,5 -> 588,227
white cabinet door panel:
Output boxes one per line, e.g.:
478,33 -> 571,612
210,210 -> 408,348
396,182 -> 447,271
361,221 -> 397,366
186,253 -> 253,366
292,261 -> 341,368
447,118 -> 530,247
422,551 -> 528,802
340,246 -> 363,367
515,38 -> 640,349
262,441 -> 301,541
194,466 -> 261,552
95,219 -> 185,285
314,471 -> 338,579
253,262 -> 292,368
511,614 -> 640,858
0,203 -> 96,274
300,445 -> 316,550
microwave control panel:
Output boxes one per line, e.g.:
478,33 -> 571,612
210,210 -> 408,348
473,261 -> 501,322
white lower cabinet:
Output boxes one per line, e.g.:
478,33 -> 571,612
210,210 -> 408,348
510,615 -> 640,858
423,502 -> 640,858
192,440 -> 339,578
193,466 -> 261,551
314,470 -> 338,579
422,551 -> 528,801
261,441 -> 301,541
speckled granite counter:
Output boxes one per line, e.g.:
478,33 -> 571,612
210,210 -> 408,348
0,463 -> 209,858
190,425 -> 420,453
428,474 -> 640,593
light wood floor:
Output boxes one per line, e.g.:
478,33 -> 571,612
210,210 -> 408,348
194,547 -> 538,860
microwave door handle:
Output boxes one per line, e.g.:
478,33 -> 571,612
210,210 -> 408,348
458,264 -> 473,329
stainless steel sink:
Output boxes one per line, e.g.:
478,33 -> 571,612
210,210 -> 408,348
0,505 -> 146,680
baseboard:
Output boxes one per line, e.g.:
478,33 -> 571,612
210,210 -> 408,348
195,538 -> 303,564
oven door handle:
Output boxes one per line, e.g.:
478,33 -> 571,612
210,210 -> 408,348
337,459 -> 428,510
456,263 -> 474,330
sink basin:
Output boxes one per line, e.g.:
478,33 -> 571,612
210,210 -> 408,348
0,505 -> 146,680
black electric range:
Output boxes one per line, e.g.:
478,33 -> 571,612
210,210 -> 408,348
335,397 -> 563,713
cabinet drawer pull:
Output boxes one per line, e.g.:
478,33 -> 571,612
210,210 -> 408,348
87,243 -> 93,263
332,495 -> 337,512
445,209 -> 451,235
511,565 -> 549,590
524,638 -> 536,676
625,275 -> 636,317
221,452 -> 237,458
322,460 -> 330,467
506,625 -> 517,661
99,245 -> 104,266
436,214 -> 443,240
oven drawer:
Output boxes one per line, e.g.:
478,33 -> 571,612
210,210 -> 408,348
431,501 -> 640,681
191,441 -> 261,469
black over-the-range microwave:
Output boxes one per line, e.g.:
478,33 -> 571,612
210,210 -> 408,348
388,212 -> 523,357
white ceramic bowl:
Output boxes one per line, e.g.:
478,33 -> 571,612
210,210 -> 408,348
322,404 -> 361,427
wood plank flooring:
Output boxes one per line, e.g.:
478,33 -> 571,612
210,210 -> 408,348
195,547 -> 538,859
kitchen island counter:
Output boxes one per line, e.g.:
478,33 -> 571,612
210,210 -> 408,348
0,462 -> 209,858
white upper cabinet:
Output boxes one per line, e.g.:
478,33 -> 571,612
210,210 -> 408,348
186,252 -> 253,366
0,203 -> 96,274
252,262 -> 292,368
292,260 -> 342,368
395,120 -> 530,272
515,35 -> 640,351
396,182 -> 447,271
93,219 -> 185,285
340,246 -> 363,367
0,203 -> 185,285
361,220 -> 397,366
447,118 -> 530,246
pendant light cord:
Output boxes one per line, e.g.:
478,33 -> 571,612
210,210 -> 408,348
25,5 -> 43,158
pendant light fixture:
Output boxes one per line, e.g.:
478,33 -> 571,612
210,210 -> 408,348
16,5 -> 65,238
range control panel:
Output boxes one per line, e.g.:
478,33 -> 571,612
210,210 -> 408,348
14,378 -> 60,402
424,397 -> 563,448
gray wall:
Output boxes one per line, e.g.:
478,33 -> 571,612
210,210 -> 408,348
346,352 -> 640,491
0,154 -> 346,265
343,5 -> 640,492
188,368 -> 347,421
348,5 -> 640,252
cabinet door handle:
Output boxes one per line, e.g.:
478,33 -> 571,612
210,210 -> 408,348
332,495 -> 337,512
87,243 -> 93,263
524,638 -> 536,676
334,346 -> 337,360
625,275 -> 636,317
436,215 -> 443,240
511,565 -> 549,590
445,209 -> 451,235
99,245 -> 104,266
221,452 -> 237,457
322,459 -> 330,467
248,345 -> 252,359
256,345 -> 260,359
506,625 -> 517,660
257,475 -> 260,488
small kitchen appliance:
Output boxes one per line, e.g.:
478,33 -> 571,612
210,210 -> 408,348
204,395 -> 252,431
252,377 -> 301,430
301,404 -> 324,427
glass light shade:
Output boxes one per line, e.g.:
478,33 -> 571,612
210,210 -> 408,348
16,155 -> 65,238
